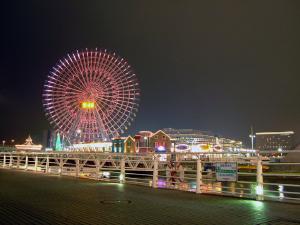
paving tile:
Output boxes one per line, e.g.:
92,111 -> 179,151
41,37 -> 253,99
0,169 -> 300,225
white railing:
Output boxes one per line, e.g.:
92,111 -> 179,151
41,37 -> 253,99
0,151 -> 300,203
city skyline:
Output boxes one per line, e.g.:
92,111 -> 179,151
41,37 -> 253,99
0,1 -> 299,146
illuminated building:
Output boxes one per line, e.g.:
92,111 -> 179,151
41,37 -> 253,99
112,136 -> 136,153
134,131 -> 153,153
163,128 -> 242,152
133,130 -> 172,153
255,131 -> 295,151
149,130 -> 172,153
15,135 -> 43,152
68,142 -> 112,152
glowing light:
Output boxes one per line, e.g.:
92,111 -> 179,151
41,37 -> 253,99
103,171 -> 110,177
81,101 -> 95,109
157,146 -> 166,151
249,200 -> 264,210
256,185 -> 264,196
256,131 -> 294,135
279,185 -> 284,199
119,174 -> 125,182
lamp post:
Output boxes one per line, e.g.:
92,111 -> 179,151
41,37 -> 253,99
2,140 -> 5,147
249,126 -> 255,150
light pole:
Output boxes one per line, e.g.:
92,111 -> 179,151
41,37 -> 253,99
249,126 -> 255,150
2,140 -> 6,147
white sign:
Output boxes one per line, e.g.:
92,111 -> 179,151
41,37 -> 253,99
216,162 -> 237,181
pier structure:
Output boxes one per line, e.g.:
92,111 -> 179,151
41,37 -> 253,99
1,151 -> 300,203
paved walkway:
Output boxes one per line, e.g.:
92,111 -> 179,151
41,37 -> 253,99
0,169 -> 300,225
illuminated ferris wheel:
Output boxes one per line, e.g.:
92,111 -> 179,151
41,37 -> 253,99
43,49 -> 140,143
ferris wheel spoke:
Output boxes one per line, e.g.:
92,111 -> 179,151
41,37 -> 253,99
62,58 -> 87,90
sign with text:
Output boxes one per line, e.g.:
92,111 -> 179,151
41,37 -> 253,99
216,162 -> 237,182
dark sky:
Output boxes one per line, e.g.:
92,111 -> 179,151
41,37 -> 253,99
0,0 -> 299,146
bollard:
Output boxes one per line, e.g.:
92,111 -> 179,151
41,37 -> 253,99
25,155 -> 28,170
34,156 -> 38,172
152,156 -> 158,188
120,158 -> 125,183
196,159 -> 202,194
256,156 -> 264,201
46,156 -> 49,173
3,155 -> 6,168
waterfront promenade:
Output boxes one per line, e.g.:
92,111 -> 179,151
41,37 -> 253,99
0,169 -> 300,225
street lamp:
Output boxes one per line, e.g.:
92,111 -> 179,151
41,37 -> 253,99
249,126 -> 255,150
249,134 -> 255,150
2,140 -> 6,147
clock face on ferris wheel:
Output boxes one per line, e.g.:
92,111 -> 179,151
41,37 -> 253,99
43,49 -> 140,143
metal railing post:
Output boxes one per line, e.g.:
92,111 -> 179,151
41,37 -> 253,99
25,155 -> 28,170
120,157 -> 125,183
256,156 -> 264,201
59,156 -> 63,175
9,155 -> 12,168
16,155 -> 20,169
34,156 -> 38,172
76,158 -> 80,177
196,159 -> 202,194
3,154 -> 6,168
46,155 -> 49,173
95,159 -> 100,179
152,156 -> 158,188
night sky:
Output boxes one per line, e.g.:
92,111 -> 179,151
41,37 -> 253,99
0,1 -> 299,146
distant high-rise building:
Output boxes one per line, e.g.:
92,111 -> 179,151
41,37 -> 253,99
255,131 -> 295,151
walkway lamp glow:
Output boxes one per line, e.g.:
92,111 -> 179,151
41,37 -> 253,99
278,147 -> 283,157
256,184 -> 264,196
119,174 -> 125,182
